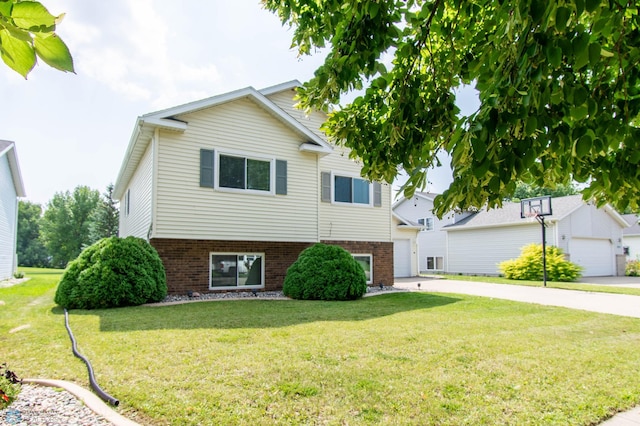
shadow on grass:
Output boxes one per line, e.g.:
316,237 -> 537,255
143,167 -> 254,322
55,292 -> 461,332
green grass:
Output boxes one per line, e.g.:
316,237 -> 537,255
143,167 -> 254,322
2,268 -> 640,425
440,274 -> 640,296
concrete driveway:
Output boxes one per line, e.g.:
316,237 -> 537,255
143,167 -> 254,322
577,276 -> 640,288
393,277 -> 640,318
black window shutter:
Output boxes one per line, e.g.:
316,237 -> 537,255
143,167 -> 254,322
321,172 -> 331,202
373,182 -> 382,207
200,149 -> 215,187
276,160 -> 287,195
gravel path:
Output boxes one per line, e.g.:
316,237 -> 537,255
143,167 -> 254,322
0,384 -> 111,426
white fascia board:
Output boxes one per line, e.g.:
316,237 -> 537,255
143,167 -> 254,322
299,142 -> 332,156
443,220 -> 555,232
141,117 -> 187,131
259,80 -> 302,96
1,143 -> 26,197
114,118 -> 146,200
603,204 -> 632,228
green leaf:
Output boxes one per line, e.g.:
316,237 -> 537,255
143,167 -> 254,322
34,33 -> 74,72
570,105 -> 589,120
555,7 -> 571,31
525,116 -> 537,135
368,2 -> 380,19
588,42 -> 601,66
11,1 -> 57,30
574,135 -> 592,157
573,86 -> 588,105
0,29 -> 36,78
547,45 -> 562,68
585,0 -> 600,13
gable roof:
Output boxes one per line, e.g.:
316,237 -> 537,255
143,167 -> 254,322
444,195 -> 628,231
392,191 -> 440,209
392,211 -> 422,228
622,214 -> 640,236
114,81 -> 333,200
0,140 -> 26,197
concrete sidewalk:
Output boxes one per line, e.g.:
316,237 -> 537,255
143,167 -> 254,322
394,277 -> 640,318
393,277 -> 640,425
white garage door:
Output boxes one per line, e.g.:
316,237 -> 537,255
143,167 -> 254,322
569,238 -> 614,277
394,239 -> 412,277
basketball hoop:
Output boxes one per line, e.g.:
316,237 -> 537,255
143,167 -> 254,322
520,196 -> 553,287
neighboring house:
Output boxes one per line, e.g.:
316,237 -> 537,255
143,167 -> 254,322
443,195 -> 629,277
392,192 -> 472,276
0,141 -> 26,281
391,211 -> 421,277
622,214 -> 640,260
114,81 -> 393,294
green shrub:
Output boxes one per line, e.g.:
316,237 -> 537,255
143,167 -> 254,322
626,259 -> 640,276
283,243 -> 367,300
499,243 -> 582,282
54,236 -> 167,309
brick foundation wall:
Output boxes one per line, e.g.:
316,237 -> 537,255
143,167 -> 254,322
321,240 -> 394,288
150,238 -> 394,295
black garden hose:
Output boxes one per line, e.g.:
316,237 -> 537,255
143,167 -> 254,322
64,308 -> 120,406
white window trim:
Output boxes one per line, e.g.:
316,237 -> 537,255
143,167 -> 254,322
425,256 -> 444,271
209,252 -> 265,290
352,253 -> 373,284
418,217 -> 435,231
215,149 -> 276,196
331,171 -> 373,207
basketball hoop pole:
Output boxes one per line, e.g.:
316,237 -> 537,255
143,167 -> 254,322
521,196 -> 552,288
536,215 -> 548,287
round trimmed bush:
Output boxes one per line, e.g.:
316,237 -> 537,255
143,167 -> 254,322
499,243 -> 582,282
283,243 -> 367,300
54,236 -> 167,309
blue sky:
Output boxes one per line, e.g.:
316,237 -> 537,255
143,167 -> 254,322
1,0 -> 474,205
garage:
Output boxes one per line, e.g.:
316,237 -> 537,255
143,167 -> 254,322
569,238 -> 614,276
393,239 -> 412,277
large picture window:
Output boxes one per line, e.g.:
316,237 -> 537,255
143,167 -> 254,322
352,254 -> 373,284
219,154 -> 271,192
334,175 -> 370,205
210,253 -> 264,289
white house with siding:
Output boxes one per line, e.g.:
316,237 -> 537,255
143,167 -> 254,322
443,195 -> 629,277
114,81 -> 393,294
392,192 -> 473,276
622,214 -> 640,260
0,141 -> 26,281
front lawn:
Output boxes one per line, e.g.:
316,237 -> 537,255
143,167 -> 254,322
2,268 -> 640,425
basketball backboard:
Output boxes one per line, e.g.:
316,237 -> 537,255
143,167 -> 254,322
520,196 -> 552,219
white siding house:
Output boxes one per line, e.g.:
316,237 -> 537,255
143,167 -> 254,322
114,81 -> 393,294
622,214 -> 640,260
443,195 -> 629,277
0,141 -> 26,281
392,192 -> 473,276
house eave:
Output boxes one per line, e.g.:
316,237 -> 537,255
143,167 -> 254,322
299,142 -> 332,156
0,141 -> 26,197
114,82 -> 332,200
444,219 -> 557,232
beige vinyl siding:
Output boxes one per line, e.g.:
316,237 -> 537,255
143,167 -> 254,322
446,224 -> 556,275
265,90 -> 328,142
154,97 -> 319,242
119,142 -> 153,239
319,146 -> 392,242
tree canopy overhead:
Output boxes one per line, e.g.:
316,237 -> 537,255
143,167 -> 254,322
263,0 -> 640,217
